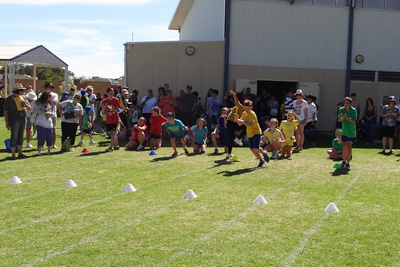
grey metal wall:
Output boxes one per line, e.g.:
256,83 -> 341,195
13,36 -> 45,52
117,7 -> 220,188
230,1 -> 349,70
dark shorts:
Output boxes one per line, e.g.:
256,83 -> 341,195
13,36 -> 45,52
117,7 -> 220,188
149,134 -> 162,139
248,134 -> 261,149
169,132 -> 185,139
341,135 -> 355,142
194,142 -> 204,146
396,121 -> 400,126
83,128 -> 91,134
381,126 -> 395,138
106,123 -> 118,132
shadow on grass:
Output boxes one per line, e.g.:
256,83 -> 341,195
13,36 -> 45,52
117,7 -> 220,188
330,168 -> 350,176
150,154 -> 182,162
80,151 -> 109,156
207,152 -> 226,157
217,167 -> 258,176
208,159 -> 234,169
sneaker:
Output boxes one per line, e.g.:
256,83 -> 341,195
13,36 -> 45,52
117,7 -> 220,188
234,137 -> 243,146
70,147 -> 75,152
89,140 -> 96,145
263,151 -> 270,163
105,147 -> 114,152
114,146 -> 120,150
214,148 -> 219,154
18,153 -> 27,159
171,151 -> 178,157
344,162 -> 351,169
31,134 -> 36,139
272,151 -> 279,159
226,153 -> 234,159
137,144 -> 144,151
257,159 -> 266,167
78,140 -> 85,146
37,152 -> 42,156
52,145 -> 58,150
184,148 -> 189,155
340,160 -> 346,168
25,143 -> 33,148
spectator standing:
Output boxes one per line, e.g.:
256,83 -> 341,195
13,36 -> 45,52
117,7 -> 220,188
284,89 -> 295,117
179,84 -> 197,126
380,96 -> 400,154
140,89 -> 158,131
58,93 -> 83,152
4,83 -> 31,159
159,89 -> 177,117
35,91 -> 53,156
44,83 -> 58,149
362,98 -> 378,145
292,89 -> 308,150
205,89 -> 220,132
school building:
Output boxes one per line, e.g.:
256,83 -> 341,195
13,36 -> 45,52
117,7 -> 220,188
124,0 -> 400,131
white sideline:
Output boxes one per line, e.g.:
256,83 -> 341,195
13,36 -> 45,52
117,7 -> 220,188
282,173 -> 360,266
20,166 -> 262,266
155,170 -> 311,266
0,167 -> 204,236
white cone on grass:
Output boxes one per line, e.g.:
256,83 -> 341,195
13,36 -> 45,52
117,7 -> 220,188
254,195 -> 268,205
183,189 -> 197,199
325,202 -> 339,213
64,179 -> 77,188
123,183 -> 137,192
9,176 -> 22,184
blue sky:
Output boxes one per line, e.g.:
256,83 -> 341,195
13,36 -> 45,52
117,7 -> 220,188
0,0 -> 180,78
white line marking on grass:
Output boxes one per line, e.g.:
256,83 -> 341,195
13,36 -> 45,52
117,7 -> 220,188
21,204 -> 173,267
283,173 -> 360,267
0,193 -> 124,236
19,167 -> 261,266
0,167 -> 205,235
156,169 -> 311,266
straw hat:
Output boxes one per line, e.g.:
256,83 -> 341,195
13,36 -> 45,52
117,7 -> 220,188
12,83 -> 26,92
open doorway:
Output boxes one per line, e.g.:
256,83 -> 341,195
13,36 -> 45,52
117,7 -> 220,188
257,80 -> 297,104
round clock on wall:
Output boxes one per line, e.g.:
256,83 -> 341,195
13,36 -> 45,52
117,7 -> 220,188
355,55 -> 364,64
185,46 -> 195,56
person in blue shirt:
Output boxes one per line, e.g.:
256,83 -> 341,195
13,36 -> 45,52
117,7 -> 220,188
165,112 -> 189,157
192,118 -> 208,153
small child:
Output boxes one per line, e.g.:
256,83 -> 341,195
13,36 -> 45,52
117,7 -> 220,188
211,107 -> 230,153
149,106 -> 168,150
165,112 -> 189,157
25,91 -> 37,148
262,118 -> 285,159
235,100 -> 269,167
192,118 -> 208,153
327,128 -> 343,159
78,106 -> 96,146
125,117 -> 147,150
279,110 -> 300,157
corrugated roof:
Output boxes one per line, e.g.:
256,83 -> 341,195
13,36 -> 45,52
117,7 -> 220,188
0,45 -> 67,67
169,0 -> 195,30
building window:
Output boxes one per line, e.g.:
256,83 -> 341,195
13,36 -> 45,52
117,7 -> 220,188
351,70 -> 376,82
378,71 -> 400,83
294,0 -> 313,3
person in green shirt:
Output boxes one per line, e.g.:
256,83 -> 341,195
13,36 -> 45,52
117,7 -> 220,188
338,97 -> 357,169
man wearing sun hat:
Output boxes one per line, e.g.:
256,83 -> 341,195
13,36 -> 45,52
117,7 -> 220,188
4,83 -> 31,159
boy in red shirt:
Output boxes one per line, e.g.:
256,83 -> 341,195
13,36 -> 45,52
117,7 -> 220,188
102,88 -> 121,152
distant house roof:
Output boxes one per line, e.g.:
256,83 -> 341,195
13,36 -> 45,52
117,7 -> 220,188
0,45 -> 68,68
169,0 -> 195,30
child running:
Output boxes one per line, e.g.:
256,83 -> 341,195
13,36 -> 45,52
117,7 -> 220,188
262,118 -> 285,159
211,107 -> 230,154
165,112 -> 189,157
279,110 -> 300,157
327,128 -> 343,159
192,118 -> 208,153
235,100 -> 269,167
149,106 -> 167,150
125,117 -> 147,150
78,106 -> 96,146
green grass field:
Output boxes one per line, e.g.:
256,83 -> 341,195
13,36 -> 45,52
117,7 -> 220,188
0,118 -> 399,266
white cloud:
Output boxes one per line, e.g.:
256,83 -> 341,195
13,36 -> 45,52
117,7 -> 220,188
0,0 -> 151,5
